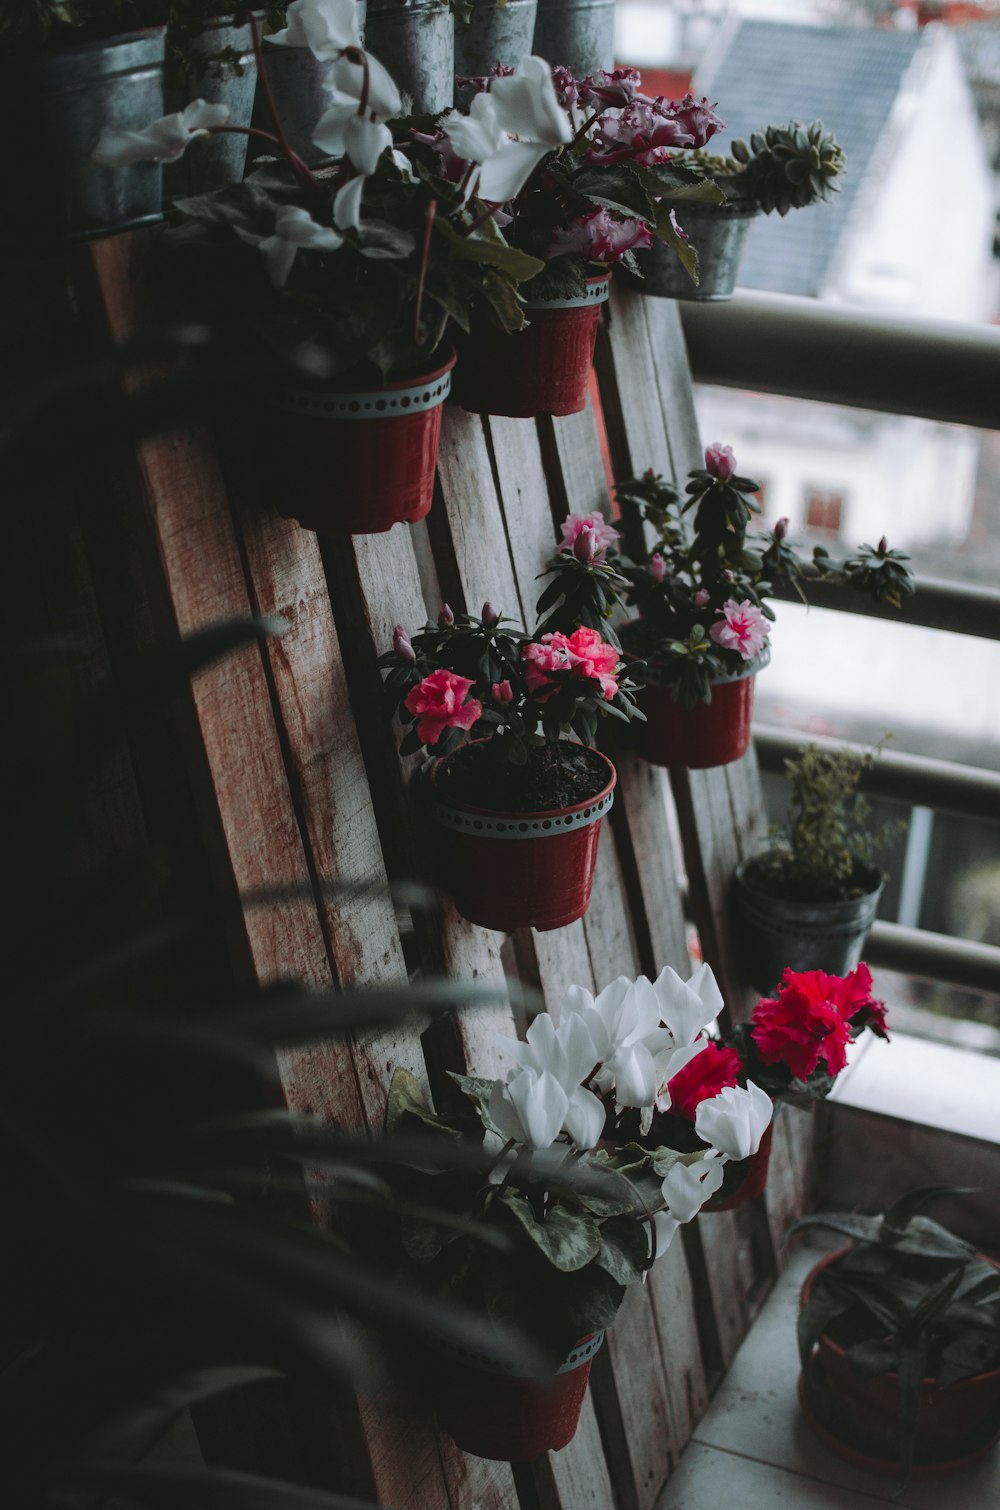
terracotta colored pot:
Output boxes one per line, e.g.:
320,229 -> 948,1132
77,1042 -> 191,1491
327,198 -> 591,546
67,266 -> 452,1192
434,1332 -> 603,1461
701,1115 -> 775,1213
456,275 -> 609,418
270,351 -> 455,533
427,744 -> 616,932
799,1249 -> 1000,1476
631,647 -> 768,770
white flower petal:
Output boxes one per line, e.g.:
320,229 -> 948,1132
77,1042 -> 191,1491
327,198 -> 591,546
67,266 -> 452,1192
333,174 -> 365,230
390,147 -> 418,181
443,94 -> 507,165
179,99 -> 231,133
478,139 -> 549,203
654,1037 -> 708,1112
504,1067 -> 568,1151
261,234 -> 299,288
344,115 -> 392,174
661,1157 -> 724,1223
652,1210 -> 679,1260
490,55 -> 572,146
695,1082 -> 773,1161
563,1086 -> 606,1150
653,964 -> 722,1047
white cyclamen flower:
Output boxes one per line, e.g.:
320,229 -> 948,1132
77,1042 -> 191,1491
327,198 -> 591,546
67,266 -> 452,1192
559,977 -> 673,1115
651,1156 -> 725,1259
695,1081 -> 773,1162
437,54 -> 571,205
488,1067 -> 568,1152
269,0 -> 362,56
236,204 -> 345,288
92,99 -> 230,167
504,1012 -> 605,1150
312,52 -> 401,173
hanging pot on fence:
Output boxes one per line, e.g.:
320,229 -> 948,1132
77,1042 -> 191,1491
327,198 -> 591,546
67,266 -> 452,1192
732,859 -> 885,995
798,1250 -> 1000,1477
700,1108 -> 777,1213
433,1331 -> 604,1461
532,0 -> 615,79
455,273 -> 609,419
363,0 -> 455,115
38,28 -> 166,240
266,349 -> 455,533
628,643 -> 768,771
454,0 -> 539,80
426,741 -> 616,932
624,198 -> 758,303
164,13 -> 261,196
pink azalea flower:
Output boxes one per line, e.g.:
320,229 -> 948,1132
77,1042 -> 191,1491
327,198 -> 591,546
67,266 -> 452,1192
650,552 -> 667,583
564,626 -> 620,699
709,600 -> 770,661
491,679 -> 514,704
546,207 -> 652,264
522,627 -> 620,702
704,442 -> 736,480
693,588 -> 710,608
560,511 -> 620,564
404,669 -> 482,745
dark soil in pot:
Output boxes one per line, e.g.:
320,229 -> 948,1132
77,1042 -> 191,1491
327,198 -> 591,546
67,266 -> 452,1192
435,741 -> 609,813
740,855 -> 883,907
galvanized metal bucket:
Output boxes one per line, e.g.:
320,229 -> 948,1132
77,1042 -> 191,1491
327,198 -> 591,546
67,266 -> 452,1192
364,0 -> 455,115
625,198 -> 758,302
532,0 -> 615,78
454,0 -> 538,80
250,1 -> 367,167
732,859 -> 885,994
39,28 -> 166,241
164,13 -> 261,196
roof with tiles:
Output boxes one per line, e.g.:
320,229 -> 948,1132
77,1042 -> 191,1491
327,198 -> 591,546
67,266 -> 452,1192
693,21 -> 927,296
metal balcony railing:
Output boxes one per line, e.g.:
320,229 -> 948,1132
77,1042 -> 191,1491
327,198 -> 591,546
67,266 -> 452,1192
677,291 -> 1000,1006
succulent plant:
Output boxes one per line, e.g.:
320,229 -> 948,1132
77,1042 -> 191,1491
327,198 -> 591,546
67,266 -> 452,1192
678,119 -> 846,217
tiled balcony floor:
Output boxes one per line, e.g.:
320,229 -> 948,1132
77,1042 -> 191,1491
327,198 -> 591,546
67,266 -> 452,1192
656,1238 -> 1000,1510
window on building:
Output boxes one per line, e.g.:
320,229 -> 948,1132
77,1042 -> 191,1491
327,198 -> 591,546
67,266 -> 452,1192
804,486 -> 844,536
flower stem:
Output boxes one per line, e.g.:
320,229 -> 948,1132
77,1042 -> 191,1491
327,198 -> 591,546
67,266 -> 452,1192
207,125 -> 316,187
246,10 -> 322,197
461,200 -> 501,239
413,196 -> 437,346
343,46 -> 371,117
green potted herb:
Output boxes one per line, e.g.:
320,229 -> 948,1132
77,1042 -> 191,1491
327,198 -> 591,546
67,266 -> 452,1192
628,118 -> 846,301
792,1187 -> 1000,1480
733,741 -> 904,990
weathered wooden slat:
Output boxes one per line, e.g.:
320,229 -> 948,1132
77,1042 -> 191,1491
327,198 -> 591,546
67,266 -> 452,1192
433,405 -> 521,621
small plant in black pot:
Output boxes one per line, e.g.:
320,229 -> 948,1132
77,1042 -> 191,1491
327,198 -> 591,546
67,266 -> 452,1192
792,1186 -> 1000,1480
733,740 -> 904,992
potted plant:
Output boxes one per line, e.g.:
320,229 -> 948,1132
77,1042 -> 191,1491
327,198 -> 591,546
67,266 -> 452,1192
626,118 -> 846,301
417,61 -> 725,417
733,741 -> 904,990
639,960 -> 888,1212
3,0 -> 169,240
96,5 -> 546,532
373,976 -> 772,1458
380,591 -> 646,930
538,448 -> 915,769
792,1187 -> 1000,1479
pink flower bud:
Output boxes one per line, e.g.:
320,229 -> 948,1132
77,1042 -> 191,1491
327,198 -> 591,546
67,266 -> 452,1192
722,569 -> 735,583
574,527 -> 599,564
481,601 -> 499,625
491,679 -> 514,704
694,588 -> 710,608
392,625 -> 415,662
704,442 -> 736,481
438,603 -> 455,627
650,552 -> 667,583
878,536 -> 888,554
775,517 -> 789,541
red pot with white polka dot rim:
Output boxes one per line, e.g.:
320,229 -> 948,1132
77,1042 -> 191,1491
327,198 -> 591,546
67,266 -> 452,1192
270,349 -> 455,533
427,745 -> 616,932
632,647 -> 769,770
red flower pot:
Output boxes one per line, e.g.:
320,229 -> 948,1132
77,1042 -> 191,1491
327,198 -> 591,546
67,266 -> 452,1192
269,351 -> 455,533
427,746 -> 616,932
701,1116 -> 775,1213
434,1333 -> 603,1462
632,650 -> 768,770
799,1249 -> 1000,1476
455,274 -> 610,418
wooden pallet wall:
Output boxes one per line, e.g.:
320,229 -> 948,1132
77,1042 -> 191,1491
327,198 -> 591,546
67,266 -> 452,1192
72,235 -> 814,1510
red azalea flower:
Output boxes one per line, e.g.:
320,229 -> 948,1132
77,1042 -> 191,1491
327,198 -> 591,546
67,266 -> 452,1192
750,968 -> 854,1081
666,1041 -> 743,1121
404,669 -> 482,745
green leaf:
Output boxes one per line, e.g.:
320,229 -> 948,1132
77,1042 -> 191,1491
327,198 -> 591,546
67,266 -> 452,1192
498,1192 -> 601,1272
595,1215 -> 650,1287
435,215 -> 544,281
386,1067 -> 434,1132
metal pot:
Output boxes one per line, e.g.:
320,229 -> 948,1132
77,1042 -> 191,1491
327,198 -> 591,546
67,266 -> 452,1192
454,0 -> 538,80
363,0 -> 455,115
164,13 -> 261,196
625,197 -> 758,302
39,28 -> 166,241
532,0 -> 616,78
732,859 -> 885,994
